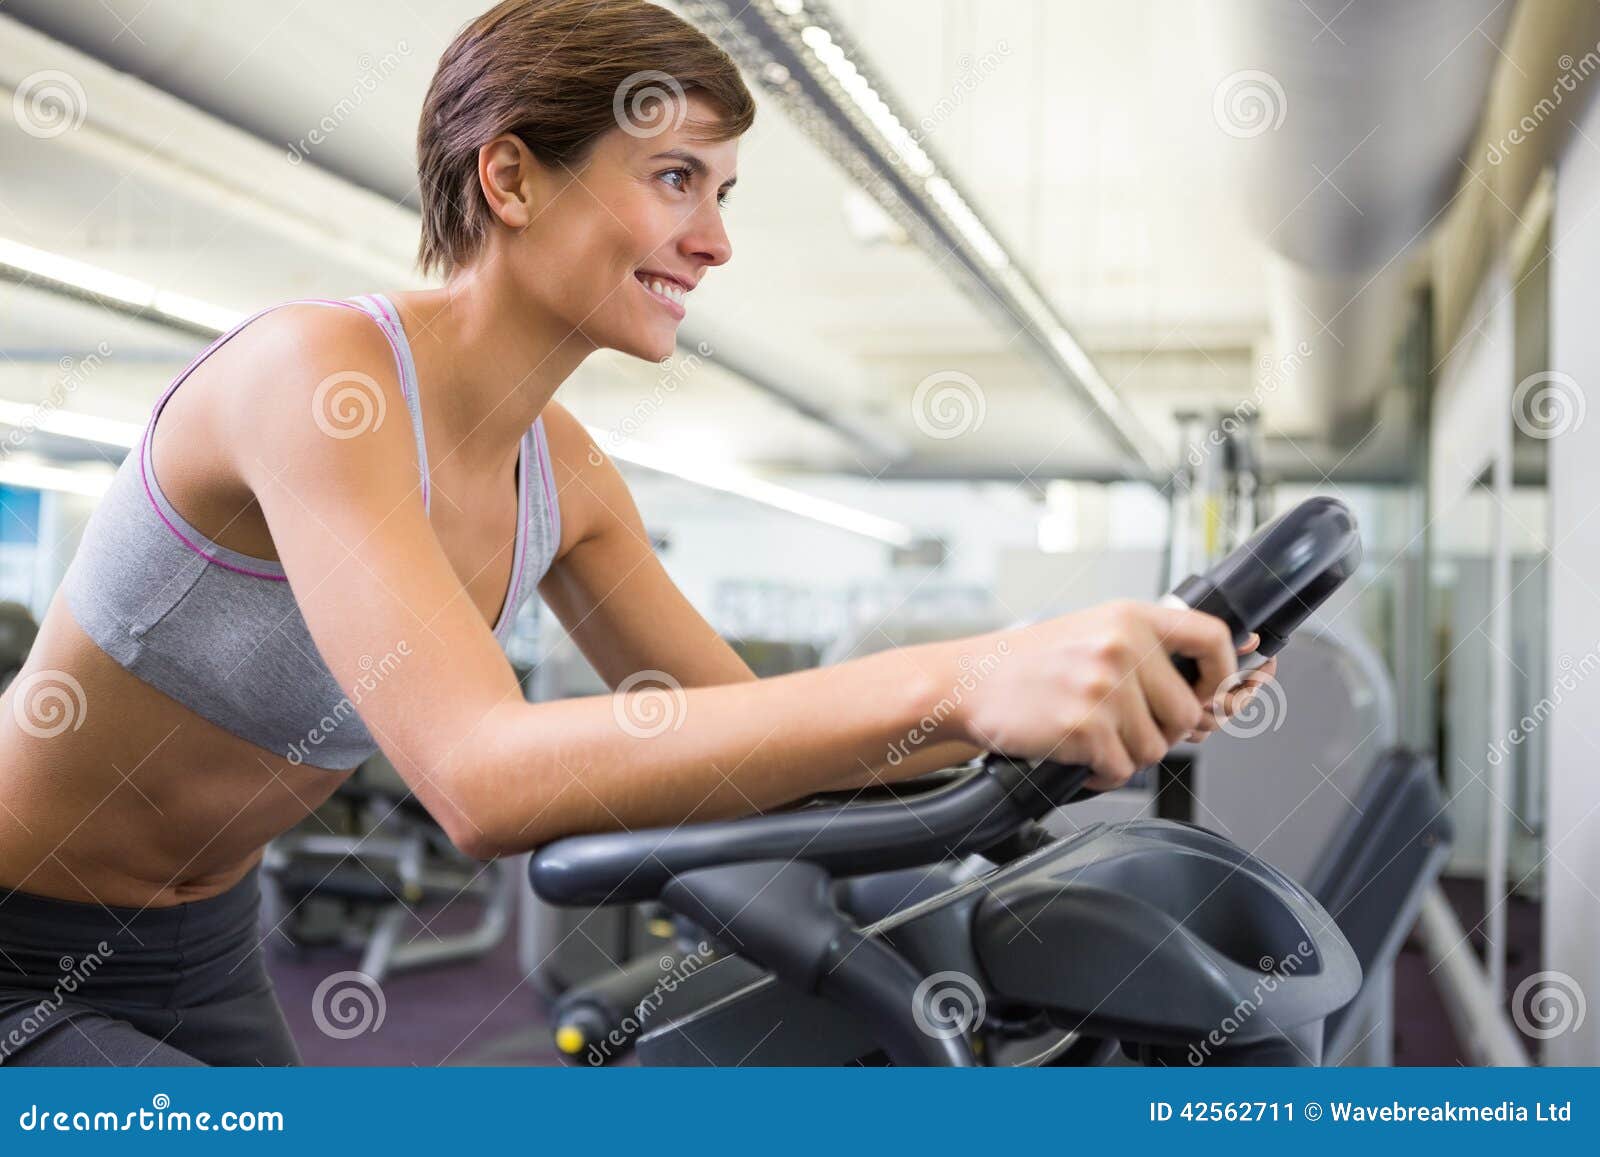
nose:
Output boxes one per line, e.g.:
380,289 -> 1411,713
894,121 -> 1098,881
680,198 -> 733,269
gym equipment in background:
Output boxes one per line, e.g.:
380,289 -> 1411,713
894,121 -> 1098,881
519,632 -> 821,1062
1306,748 -> 1453,1064
1163,417 -> 1449,1065
818,614 -> 1008,668
1159,617 -> 1452,1064
1166,408 -> 1267,592
1181,619 -> 1397,877
260,754 -> 516,984
0,601 -> 38,691
531,497 -> 1367,1066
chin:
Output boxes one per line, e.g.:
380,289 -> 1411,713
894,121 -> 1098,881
613,330 -> 678,363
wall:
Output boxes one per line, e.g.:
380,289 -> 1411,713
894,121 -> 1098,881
631,474 -> 1170,644
1427,265 -> 1515,879
1544,87 -> 1600,1065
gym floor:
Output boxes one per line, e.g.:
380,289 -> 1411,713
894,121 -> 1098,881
269,899 -> 560,1067
264,877 -> 1543,1067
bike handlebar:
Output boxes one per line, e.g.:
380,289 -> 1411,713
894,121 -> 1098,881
529,496 -> 1361,907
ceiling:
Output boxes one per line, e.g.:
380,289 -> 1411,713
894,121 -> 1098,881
0,0 -> 1503,487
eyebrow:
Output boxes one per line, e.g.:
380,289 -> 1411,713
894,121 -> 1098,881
649,148 -> 737,189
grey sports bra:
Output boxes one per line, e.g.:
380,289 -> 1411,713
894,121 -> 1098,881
62,294 -> 561,770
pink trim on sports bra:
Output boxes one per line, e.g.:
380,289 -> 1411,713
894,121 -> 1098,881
140,300 -> 363,581
137,296 -> 549,640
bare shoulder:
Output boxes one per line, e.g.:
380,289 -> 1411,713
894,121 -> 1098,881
212,303 -> 398,419
199,301 -> 419,497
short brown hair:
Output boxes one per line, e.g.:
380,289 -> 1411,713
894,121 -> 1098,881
417,0 -> 755,277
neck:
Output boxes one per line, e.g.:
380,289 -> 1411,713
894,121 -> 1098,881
389,264 -> 592,472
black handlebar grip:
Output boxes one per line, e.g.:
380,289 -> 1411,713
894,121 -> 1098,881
981,754 -> 1094,815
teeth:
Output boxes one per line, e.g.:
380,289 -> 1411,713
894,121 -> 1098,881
641,275 -> 687,306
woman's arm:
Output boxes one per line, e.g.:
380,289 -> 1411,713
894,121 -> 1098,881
531,402 -> 1277,803
224,308 -> 1237,857
536,404 -> 983,786
535,401 -> 756,690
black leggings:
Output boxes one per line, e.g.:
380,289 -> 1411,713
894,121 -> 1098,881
0,868 -> 299,1066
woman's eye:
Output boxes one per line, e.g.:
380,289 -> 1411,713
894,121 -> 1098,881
659,167 -> 731,208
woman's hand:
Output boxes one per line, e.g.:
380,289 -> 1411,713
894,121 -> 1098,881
1186,633 -> 1278,742
924,599 -> 1238,791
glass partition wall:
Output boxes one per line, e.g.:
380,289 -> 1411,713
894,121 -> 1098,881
1427,187 -> 1553,1019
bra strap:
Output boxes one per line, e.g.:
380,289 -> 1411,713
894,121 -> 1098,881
350,294 -> 431,513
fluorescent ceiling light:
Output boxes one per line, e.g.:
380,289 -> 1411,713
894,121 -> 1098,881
0,458 -> 114,497
609,434 -> 916,547
0,235 -> 916,546
0,236 -> 245,332
0,399 -> 143,448
802,25 -> 935,179
683,0 -> 1168,477
923,178 -> 1007,269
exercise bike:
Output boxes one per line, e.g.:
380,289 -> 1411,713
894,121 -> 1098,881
530,497 -> 1366,1066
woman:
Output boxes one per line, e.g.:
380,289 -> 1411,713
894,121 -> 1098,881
0,0 -> 1269,1066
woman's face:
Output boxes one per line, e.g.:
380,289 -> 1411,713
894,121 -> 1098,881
491,93 -> 739,363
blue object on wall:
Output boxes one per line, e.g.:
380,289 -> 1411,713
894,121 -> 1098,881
0,485 -> 42,545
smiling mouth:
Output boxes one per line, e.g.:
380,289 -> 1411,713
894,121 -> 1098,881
635,271 -> 689,316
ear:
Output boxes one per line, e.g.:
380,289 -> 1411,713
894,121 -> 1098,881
477,134 -> 557,231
